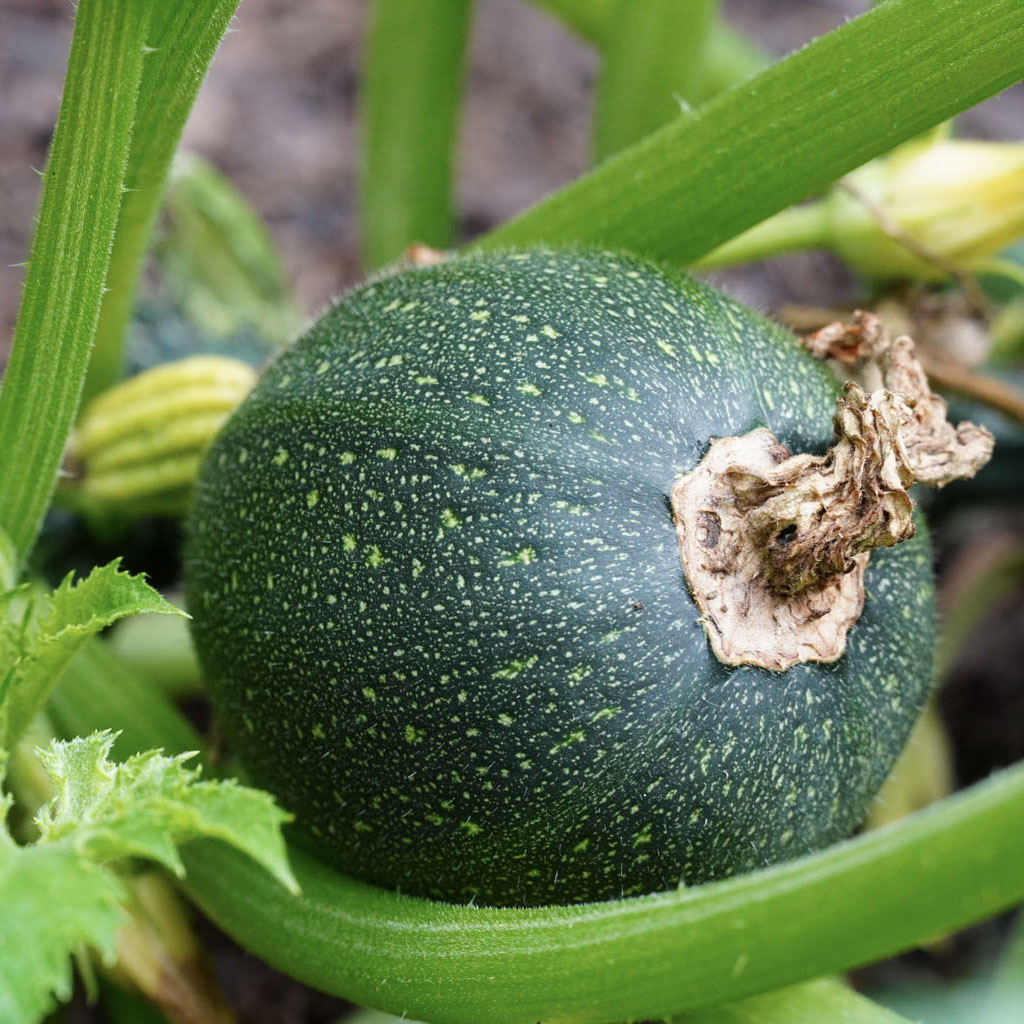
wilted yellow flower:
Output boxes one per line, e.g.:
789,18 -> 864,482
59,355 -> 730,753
829,136 -> 1024,279
696,134 -> 1024,281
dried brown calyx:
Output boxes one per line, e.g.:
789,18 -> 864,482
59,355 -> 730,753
672,313 -> 993,671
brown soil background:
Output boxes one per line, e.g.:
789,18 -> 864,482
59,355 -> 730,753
2,1 -> 1024,1022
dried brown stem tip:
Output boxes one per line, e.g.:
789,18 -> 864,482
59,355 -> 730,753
673,313 -> 993,670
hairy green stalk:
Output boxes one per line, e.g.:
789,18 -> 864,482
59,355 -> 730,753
0,0 -> 148,564
83,0 -> 242,405
480,0 -> 1024,265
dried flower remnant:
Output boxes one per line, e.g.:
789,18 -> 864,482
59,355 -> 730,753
673,313 -> 993,670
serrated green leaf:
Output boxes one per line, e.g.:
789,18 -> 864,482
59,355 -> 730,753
0,732 -> 295,1023
35,732 -> 297,893
0,842 -> 124,1024
37,560 -> 183,642
1,560 -> 185,750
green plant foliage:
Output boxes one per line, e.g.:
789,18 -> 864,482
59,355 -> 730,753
481,0 -> 1024,265
3,0 -> 1023,1020
0,0 -> 241,570
593,0 -> 718,160
0,562 -> 184,752
0,732 -> 296,1023
34,732 -> 295,889
361,0 -> 474,268
0,833 -> 124,1024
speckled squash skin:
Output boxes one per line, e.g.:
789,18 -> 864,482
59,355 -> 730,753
185,249 -> 934,907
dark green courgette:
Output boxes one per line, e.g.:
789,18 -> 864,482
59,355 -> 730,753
186,249 -> 940,907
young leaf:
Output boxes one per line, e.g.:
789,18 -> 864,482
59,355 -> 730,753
35,732 -> 297,893
0,732 -> 295,1023
0,0 -> 148,565
480,0 -> 1024,264
0,561 -> 185,751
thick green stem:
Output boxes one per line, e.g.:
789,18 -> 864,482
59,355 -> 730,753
83,1 -> 242,406
478,0 -> 1024,265
0,0 -> 148,565
692,201 -> 831,270
360,0 -> 474,269
593,0 -> 719,161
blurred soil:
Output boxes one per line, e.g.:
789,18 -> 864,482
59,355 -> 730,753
2,1 -> 1024,1021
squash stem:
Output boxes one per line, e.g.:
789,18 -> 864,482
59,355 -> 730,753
691,201 -> 832,270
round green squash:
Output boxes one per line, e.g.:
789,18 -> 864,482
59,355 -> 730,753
185,249 -> 933,907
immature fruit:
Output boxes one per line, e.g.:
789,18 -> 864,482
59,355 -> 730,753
186,249 -> 934,907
